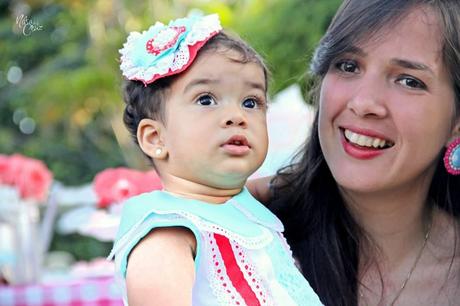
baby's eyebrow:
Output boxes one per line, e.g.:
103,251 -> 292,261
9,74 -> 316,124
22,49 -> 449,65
183,78 -> 265,93
183,78 -> 218,93
247,80 -> 266,92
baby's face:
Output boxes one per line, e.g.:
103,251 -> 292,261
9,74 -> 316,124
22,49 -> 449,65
161,49 -> 268,189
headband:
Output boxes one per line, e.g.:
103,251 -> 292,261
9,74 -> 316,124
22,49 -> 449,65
119,14 -> 222,86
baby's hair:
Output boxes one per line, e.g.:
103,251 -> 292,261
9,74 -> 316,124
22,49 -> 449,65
122,31 -> 269,149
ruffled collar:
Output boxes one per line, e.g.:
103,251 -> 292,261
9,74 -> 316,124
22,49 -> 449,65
116,187 -> 284,241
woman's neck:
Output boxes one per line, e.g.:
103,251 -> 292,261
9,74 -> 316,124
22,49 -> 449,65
342,186 -> 431,264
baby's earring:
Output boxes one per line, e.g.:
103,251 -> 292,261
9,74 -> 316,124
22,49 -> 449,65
444,137 -> 460,175
155,148 -> 162,156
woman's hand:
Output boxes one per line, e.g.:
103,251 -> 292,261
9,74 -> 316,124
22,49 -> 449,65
246,176 -> 273,204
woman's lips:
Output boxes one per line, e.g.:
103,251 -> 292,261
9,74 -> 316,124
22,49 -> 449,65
342,127 -> 394,148
340,128 -> 393,160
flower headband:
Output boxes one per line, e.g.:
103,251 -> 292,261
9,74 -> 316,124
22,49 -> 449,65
119,14 -> 222,86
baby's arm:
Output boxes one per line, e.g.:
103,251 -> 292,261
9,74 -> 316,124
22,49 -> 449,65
126,227 -> 197,306
246,175 -> 273,204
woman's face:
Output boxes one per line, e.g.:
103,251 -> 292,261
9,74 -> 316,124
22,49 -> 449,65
318,7 -> 458,197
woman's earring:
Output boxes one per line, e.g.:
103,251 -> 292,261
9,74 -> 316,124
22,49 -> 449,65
155,148 -> 162,156
444,137 -> 460,175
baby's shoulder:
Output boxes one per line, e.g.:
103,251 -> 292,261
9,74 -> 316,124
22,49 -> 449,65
132,226 -> 197,258
125,226 -> 196,305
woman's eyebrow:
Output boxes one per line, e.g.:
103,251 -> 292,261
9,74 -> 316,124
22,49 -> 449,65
342,46 -> 366,57
390,58 -> 434,76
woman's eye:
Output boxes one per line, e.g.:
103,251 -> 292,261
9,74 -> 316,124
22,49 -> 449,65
396,76 -> 427,90
242,98 -> 258,109
196,94 -> 216,106
335,60 -> 359,73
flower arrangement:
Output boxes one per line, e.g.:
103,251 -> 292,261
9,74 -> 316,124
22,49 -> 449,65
93,167 -> 162,208
0,154 -> 52,284
0,153 -> 53,203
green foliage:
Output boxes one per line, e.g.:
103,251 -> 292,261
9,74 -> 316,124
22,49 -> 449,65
50,233 -> 112,261
0,0 -> 341,259
1,0 -> 341,185
1,1 -> 126,184
232,0 -> 341,95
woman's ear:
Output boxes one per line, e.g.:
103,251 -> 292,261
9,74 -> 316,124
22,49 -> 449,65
446,117 -> 460,146
137,118 -> 168,160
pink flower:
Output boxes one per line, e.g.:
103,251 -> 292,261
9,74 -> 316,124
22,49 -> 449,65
1,154 -> 24,185
142,170 -> 163,193
93,167 -> 162,208
0,154 -> 10,184
0,154 -> 53,202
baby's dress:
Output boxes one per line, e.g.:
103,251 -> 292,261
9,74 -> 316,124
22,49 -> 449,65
108,188 -> 323,306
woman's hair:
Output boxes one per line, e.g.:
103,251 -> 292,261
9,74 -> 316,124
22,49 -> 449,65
269,1 -> 460,305
122,31 -> 269,150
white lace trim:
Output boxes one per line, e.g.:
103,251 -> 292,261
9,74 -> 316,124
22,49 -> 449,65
207,233 -> 246,305
230,240 -> 273,306
119,14 -> 222,84
230,200 -> 284,232
183,211 -> 273,249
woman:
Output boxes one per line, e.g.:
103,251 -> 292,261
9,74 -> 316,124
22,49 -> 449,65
249,0 -> 460,305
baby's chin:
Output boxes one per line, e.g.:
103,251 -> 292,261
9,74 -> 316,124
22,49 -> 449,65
189,179 -> 248,200
205,174 -> 252,190
159,169 -> 253,199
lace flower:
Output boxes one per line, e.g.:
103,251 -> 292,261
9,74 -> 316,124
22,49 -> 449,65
119,14 -> 222,85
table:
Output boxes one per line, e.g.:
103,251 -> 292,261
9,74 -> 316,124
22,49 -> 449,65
0,276 -> 123,306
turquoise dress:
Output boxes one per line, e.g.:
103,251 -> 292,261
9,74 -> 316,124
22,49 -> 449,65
108,188 -> 323,306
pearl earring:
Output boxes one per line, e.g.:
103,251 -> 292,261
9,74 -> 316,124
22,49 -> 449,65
155,148 -> 162,156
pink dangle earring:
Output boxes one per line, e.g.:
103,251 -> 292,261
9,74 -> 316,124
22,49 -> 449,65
444,137 -> 460,175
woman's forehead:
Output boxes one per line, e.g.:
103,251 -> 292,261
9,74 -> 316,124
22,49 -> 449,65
343,7 -> 443,63
356,6 -> 439,45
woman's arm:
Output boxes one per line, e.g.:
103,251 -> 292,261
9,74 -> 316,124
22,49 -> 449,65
246,175 -> 274,204
126,227 -> 197,306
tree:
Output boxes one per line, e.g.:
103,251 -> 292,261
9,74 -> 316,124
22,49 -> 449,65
1,0 -> 341,185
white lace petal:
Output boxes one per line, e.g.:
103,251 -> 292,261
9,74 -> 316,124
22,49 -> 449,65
119,14 -> 222,84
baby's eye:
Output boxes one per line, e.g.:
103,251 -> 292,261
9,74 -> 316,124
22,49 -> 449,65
196,94 -> 216,106
335,60 -> 359,73
242,98 -> 258,109
396,75 -> 427,90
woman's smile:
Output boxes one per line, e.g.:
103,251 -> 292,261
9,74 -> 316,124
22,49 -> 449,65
340,127 -> 394,160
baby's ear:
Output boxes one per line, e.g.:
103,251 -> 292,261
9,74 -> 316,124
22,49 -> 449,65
137,119 -> 168,160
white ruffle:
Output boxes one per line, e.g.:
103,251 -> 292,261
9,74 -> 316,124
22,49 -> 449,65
119,14 -> 222,84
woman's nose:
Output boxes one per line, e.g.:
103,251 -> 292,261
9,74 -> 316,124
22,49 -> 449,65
347,79 -> 388,118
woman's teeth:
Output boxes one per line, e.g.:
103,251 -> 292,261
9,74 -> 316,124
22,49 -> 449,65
344,129 -> 393,149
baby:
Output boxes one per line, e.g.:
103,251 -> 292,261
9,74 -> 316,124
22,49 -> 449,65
109,14 -> 322,306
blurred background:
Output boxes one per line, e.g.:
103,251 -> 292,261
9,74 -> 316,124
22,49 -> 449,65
0,0 -> 341,271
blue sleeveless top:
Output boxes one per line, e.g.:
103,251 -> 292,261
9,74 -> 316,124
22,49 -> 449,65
108,188 -> 323,306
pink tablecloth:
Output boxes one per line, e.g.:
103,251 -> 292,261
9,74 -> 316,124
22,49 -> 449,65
0,276 -> 122,306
